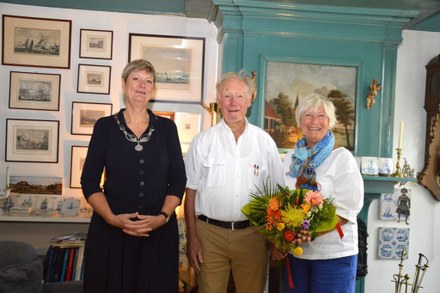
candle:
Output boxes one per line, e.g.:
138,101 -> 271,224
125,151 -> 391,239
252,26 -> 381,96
6,166 -> 10,189
398,121 -> 404,149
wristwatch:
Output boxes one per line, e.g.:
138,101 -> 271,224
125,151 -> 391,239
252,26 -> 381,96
159,211 -> 170,223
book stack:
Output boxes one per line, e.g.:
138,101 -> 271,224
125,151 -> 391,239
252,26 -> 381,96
43,232 -> 86,283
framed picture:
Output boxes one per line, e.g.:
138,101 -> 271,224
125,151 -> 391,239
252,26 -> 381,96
129,33 -> 205,104
71,102 -> 113,135
154,111 -> 175,120
70,145 -> 88,188
9,71 -> 61,111
5,119 -> 59,163
261,58 -> 357,151
10,176 -> 62,195
2,15 -> 71,69
77,64 -> 111,94
174,112 -> 201,144
79,29 -> 113,60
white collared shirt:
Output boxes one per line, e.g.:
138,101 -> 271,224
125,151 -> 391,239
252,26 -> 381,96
185,119 -> 284,221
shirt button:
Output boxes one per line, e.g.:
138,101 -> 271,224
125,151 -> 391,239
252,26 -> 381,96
140,170 -> 144,175
140,181 -> 145,186
139,159 -> 144,164
138,193 -> 144,198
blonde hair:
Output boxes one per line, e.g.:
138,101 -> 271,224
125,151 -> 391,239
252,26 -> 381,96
121,59 -> 156,84
296,94 -> 337,128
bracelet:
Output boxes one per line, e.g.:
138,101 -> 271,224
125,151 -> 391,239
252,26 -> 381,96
159,211 -> 170,223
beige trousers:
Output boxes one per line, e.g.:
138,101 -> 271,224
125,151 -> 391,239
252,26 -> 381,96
195,219 -> 268,293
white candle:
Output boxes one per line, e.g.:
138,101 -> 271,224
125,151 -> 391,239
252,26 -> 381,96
6,166 -> 10,189
398,121 -> 404,149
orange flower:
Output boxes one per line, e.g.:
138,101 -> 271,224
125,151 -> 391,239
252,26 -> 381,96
301,203 -> 310,213
283,230 -> 295,242
268,197 -> 280,211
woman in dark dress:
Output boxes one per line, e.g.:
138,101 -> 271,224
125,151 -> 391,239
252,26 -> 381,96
81,59 -> 187,293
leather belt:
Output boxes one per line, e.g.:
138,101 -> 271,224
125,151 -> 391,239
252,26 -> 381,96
197,215 -> 251,230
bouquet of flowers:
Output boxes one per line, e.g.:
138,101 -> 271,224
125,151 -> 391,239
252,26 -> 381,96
241,184 -> 339,256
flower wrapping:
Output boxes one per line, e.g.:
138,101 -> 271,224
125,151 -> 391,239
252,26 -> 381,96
241,184 -> 339,256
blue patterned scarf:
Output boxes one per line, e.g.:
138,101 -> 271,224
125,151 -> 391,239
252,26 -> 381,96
288,130 -> 335,190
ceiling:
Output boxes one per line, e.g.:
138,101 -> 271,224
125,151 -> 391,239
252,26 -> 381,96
1,0 -> 439,32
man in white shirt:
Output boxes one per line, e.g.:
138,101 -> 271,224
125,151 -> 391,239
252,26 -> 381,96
184,71 -> 284,293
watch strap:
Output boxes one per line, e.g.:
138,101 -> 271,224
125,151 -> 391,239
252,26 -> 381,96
159,211 -> 170,223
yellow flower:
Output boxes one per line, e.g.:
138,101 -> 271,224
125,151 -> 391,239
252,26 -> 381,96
293,246 -> 303,256
280,205 -> 306,228
276,222 -> 285,231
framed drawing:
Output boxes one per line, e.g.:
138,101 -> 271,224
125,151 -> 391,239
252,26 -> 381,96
5,119 -> 59,163
71,102 -> 113,135
79,29 -> 113,60
2,15 -> 71,69
262,58 -> 357,151
9,71 -> 61,111
129,33 -> 205,104
70,146 -> 88,188
77,64 -> 111,94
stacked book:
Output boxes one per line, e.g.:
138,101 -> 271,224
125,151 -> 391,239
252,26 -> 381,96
42,232 -> 87,283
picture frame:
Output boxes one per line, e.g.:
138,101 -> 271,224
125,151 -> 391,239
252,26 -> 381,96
9,71 -> 61,111
5,119 -> 60,163
77,64 -> 111,94
174,112 -> 201,144
129,33 -> 205,104
79,29 -> 113,60
2,15 -> 71,69
154,111 -> 175,121
71,102 -> 113,135
70,145 -> 88,188
261,57 -> 357,152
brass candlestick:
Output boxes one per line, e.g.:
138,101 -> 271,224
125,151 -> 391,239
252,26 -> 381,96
392,148 -> 403,178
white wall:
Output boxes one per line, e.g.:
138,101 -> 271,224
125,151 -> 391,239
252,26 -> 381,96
366,30 -> 440,292
0,3 -> 219,199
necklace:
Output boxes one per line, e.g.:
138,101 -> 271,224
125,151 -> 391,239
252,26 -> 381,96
114,113 -> 155,151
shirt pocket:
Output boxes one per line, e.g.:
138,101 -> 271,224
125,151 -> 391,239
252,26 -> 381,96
248,161 -> 268,191
202,157 -> 226,187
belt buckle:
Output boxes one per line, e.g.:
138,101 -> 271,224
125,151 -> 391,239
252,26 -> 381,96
231,222 -> 235,231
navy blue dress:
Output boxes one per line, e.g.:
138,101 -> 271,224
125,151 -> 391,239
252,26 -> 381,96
81,109 -> 186,293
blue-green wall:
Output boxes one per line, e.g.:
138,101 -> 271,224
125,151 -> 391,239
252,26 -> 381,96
214,0 -> 419,158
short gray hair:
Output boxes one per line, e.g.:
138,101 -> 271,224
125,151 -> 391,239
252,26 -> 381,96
121,59 -> 156,83
216,70 -> 256,98
295,94 -> 337,128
